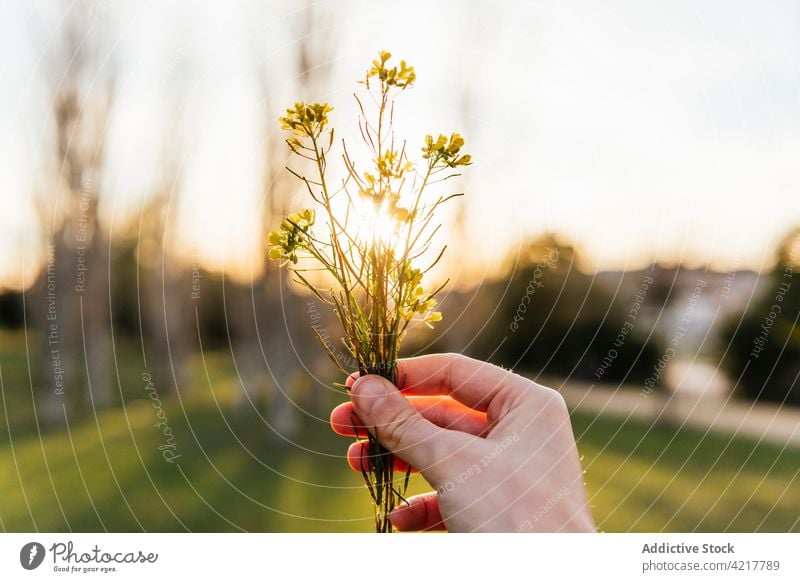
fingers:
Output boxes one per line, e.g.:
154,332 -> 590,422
346,354 -> 527,412
346,441 -> 417,473
395,353 -> 529,415
390,493 -> 446,532
349,375 -> 464,481
331,396 -> 489,437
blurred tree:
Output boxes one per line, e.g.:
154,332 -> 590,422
228,1 -> 336,440
31,11 -> 114,421
721,228 -> 800,405
135,189 -> 192,399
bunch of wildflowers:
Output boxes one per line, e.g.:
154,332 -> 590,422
268,51 -> 470,532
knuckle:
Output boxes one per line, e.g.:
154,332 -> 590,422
540,387 -> 568,414
444,352 -> 469,386
519,385 -> 567,417
444,352 -> 469,369
381,408 -> 422,449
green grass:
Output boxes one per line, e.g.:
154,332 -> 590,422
0,331 -> 426,532
572,411 -> 800,532
0,329 -> 798,532
0,395 -> 393,532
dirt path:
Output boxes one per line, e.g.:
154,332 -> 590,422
549,379 -> 800,448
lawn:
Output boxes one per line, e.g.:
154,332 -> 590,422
0,330 -> 798,532
572,413 -> 800,532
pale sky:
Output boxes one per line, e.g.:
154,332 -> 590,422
1,0 -> 799,288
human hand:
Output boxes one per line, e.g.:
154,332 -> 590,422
329,353 -> 595,532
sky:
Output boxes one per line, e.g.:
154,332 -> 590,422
1,0 -> 799,288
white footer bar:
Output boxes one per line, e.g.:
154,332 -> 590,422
1,533 -> 798,581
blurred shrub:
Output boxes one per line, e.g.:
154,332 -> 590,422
486,235 -> 661,383
418,234 -> 662,385
721,229 -> 800,406
0,290 -> 24,328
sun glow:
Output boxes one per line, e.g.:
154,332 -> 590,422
351,196 -> 404,249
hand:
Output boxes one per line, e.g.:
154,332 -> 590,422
330,353 -> 596,532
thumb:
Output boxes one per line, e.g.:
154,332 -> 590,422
350,375 -> 454,480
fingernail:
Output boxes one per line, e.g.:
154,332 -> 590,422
353,376 -> 387,416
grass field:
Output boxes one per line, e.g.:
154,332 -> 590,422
1,330 -> 798,532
